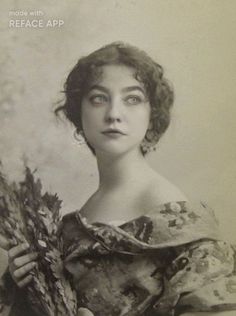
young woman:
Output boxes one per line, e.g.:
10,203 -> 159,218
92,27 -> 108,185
1,42 -> 235,316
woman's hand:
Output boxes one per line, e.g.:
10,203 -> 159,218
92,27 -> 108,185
0,234 -> 38,288
8,242 -> 38,288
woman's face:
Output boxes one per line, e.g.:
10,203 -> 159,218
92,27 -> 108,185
81,64 -> 151,156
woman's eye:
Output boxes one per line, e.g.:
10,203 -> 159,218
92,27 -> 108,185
124,96 -> 142,105
89,95 -> 108,105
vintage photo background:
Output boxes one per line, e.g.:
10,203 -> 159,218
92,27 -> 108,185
0,0 -> 236,276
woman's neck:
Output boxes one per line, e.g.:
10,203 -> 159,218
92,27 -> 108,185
96,148 -> 154,191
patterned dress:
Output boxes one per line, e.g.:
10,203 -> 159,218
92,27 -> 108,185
61,201 -> 236,315
1,201 -> 236,315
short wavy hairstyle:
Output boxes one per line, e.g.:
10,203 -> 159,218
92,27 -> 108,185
55,42 -> 174,155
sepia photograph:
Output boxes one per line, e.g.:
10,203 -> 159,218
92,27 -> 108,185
0,1 -> 236,315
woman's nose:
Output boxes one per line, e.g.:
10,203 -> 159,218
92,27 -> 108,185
105,99 -> 122,123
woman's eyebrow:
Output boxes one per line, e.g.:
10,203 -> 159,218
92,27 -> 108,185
88,85 -> 109,94
88,85 -> 146,95
122,86 -> 146,95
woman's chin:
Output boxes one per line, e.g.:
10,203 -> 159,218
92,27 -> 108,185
94,144 -> 140,157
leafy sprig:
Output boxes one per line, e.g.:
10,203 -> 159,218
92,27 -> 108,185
0,165 -> 77,316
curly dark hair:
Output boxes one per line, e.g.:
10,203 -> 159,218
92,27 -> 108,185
55,42 -> 174,155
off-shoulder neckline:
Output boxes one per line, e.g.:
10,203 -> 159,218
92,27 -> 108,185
70,200 -> 221,251
77,200 -> 193,227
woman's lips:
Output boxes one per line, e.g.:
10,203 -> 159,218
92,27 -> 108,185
101,129 -> 126,138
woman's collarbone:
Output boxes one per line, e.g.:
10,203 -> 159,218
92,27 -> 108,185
82,192 -> 146,224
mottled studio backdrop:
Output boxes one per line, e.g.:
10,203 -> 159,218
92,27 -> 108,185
0,0 -> 236,273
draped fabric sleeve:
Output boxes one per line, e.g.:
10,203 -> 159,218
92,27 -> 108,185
152,240 -> 236,315
144,201 -> 236,315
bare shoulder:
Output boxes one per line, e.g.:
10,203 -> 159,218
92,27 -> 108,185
143,173 -> 188,210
